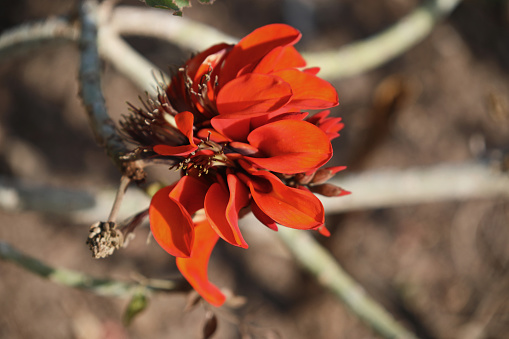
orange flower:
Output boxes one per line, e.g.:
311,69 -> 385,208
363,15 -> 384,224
122,24 -> 347,306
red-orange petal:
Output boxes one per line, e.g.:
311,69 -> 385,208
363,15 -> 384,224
245,120 -> 332,174
153,144 -> 198,156
204,178 -> 249,248
216,73 -> 293,116
220,24 -> 301,85
186,43 -> 230,82
176,220 -> 226,307
225,173 -> 251,238
245,167 -> 324,229
252,45 -> 306,74
317,224 -> 331,237
272,69 -> 338,109
175,111 -> 196,146
196,128 -> 232,143
211,116 -> 252,142
169,175 -> 210,214
186,43 -> 230,92
149,186 -> 194,258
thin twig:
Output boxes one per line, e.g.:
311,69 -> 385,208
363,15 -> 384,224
0,241 -> 182,297
277,228 -> 419,339
108,175 -> 131,222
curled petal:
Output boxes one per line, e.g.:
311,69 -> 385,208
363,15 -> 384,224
317,224 -> 331,237
211,116 -> 252,142
152,112 -> 198,156
253,46 -> 306,74
196,128 -> 231,143
221,24 -> 301,85
243,165 -> 324,229
204,175 -> 249,248
246,120 -> 332,174
175,111 -> 196,146
153,144 -> 198,156
186,44 -> 230,92
272,69 -> 338,109
149,186 -> 194,258
216,73 -> 293,117
229,141 -> 259,156
176,220 -> 226,307
169,175 -> 210,214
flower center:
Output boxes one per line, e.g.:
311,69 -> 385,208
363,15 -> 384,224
175,139 -> 233,176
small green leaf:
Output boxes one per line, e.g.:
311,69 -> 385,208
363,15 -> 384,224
123,291 -> 149,326
142,0 -> 215,16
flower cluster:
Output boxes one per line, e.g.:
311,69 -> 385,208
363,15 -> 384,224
122,24 -> 348,306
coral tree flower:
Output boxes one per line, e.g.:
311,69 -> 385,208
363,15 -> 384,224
121,24 -> 348,306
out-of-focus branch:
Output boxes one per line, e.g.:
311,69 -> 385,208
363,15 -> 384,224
108,0 -> 462,79
0,17 -> 79,60
0,241 -> 182,296
110,6 -> 237,51
302,0 -> 463,79
0,0 -> 463,86
321,162 -> 509,213
98,24 -> 165,96
277,228 -> 418,339
1,162 -> 507,223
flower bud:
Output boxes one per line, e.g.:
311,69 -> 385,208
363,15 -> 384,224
309,183 -> 351,197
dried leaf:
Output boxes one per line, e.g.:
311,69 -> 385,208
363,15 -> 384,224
202,310 -> 218,339
184,290 -> 202,312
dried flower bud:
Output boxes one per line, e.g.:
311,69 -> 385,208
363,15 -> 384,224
309,183 -> 351,197
294,172 -> 314,185
311,165 -> 347,185
87,221 -> 123,258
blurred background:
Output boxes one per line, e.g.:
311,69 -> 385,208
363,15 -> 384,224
1,0 -> 509,338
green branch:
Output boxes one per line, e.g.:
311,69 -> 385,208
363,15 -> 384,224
277,228 -> 418,339
0,17 -> 78,60
0,241 -> 181,297
302,0 -> 463,78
